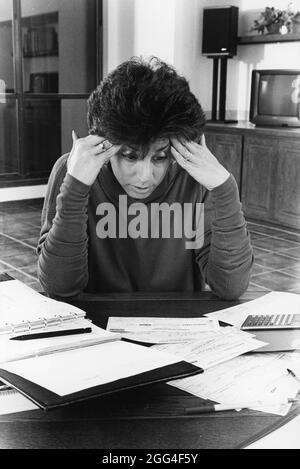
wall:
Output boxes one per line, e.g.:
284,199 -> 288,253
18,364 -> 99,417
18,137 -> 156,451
103,0 -> 135,74
103,0 -> 300,120
103,0 -> 176,74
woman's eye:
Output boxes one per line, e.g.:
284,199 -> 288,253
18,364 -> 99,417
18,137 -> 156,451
153,152 -> 168,163
120,151 -> 138,160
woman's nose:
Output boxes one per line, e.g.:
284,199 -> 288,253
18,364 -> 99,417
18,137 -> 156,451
136,160 -> 153,183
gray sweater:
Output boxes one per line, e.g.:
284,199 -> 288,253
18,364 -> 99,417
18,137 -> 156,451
37,154 -> 253,298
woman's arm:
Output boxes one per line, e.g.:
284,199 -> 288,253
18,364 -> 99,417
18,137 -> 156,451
37,155 -> 90,297
195,175 -> 253,300
37,133 -> 121,297
171,135 -> 253,299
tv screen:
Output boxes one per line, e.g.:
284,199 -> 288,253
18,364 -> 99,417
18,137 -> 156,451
250,70 -> 300,127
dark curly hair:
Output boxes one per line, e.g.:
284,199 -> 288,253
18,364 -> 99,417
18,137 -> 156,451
87,57 -> 206,146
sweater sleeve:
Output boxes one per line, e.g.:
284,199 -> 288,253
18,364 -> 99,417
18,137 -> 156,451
37,155 -> 90,297
195,174 -> 253,300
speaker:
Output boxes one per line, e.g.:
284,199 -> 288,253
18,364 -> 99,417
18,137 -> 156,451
202,6 -> 239,57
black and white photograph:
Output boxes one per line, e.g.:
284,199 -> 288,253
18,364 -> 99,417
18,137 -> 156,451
0,0 -> 300,454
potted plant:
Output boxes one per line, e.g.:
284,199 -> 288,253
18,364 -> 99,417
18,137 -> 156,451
292,11 -> 300,33
251,5 -> 297,34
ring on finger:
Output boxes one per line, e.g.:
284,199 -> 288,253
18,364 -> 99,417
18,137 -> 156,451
183,152 -> 193,162
99,140 -> 113,152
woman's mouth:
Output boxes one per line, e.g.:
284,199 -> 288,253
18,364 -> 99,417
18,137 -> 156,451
132,185 -> 151,191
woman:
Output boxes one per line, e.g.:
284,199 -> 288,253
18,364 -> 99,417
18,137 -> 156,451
37,57 -> 253,298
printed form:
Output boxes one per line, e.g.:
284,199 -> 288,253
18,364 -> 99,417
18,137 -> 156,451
152,328 -> 266,369
107,316 -> 221,343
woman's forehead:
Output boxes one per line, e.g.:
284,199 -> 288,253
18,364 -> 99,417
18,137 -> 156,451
123,138 -> 170,152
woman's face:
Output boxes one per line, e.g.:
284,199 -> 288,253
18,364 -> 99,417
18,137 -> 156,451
110,138 -> 171,199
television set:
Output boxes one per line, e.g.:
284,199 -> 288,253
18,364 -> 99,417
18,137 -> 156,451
250,69 -> 300,127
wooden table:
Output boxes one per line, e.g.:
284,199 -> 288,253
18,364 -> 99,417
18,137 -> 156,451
0,290 -> 299,449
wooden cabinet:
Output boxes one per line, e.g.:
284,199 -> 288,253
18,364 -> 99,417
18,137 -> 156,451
206,123 -> 300,230
242,136 -> 300,229
205,131 -> 242,191
241,136 -> 276,220
274,140 -> 300,228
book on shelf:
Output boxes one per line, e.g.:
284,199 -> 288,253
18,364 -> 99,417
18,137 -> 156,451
23,26 -> 58,56
0,279 -> 201,411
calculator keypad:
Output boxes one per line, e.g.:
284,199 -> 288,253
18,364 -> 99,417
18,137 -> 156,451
241,314 -> 299,330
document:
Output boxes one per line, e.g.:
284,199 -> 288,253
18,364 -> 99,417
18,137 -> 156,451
106,316 -> 220,343
152,327 -> 267,369
1,340 -> 181,396
0,388 -> 38,415
205,291 -> 300,328
168,351 -> 300,416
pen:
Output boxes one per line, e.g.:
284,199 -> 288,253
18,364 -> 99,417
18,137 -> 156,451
10,327 -> 92,341
184,398 -> 299,414
287,368 -> 300,385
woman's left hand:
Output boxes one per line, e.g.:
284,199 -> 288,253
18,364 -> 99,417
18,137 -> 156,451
170,135 -> 230,191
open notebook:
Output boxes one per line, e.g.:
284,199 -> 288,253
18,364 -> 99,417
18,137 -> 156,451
0,279 -> 201,411
0,279 -> 121,363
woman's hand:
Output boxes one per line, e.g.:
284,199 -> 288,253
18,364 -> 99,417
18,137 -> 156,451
170,135 -> 230,191
67,131 -> 121,186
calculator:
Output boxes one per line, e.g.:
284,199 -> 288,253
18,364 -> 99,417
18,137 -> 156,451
241,314 -> 300,330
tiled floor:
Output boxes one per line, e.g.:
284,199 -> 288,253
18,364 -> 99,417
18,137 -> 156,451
0,198 -> 300,294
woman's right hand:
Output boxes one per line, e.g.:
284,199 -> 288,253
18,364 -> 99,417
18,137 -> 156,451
67,131 -> 121,186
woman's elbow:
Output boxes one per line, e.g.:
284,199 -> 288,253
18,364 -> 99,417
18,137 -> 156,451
37,257 -> 88,298
208,260 -> 253,301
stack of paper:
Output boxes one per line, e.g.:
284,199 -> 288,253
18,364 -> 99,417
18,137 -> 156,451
107,292 -> 300,416
167,350 -> 300,416
161,292 -> 300,416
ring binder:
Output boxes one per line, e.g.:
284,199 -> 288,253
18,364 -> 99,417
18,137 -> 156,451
0,279 -> 121,364
0,303 -> 86,335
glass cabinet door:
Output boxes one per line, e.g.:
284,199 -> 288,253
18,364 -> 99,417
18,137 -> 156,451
0,0 -> 15,93
21,0 -> 97,95
19,0 -> 99,177
0,0 -> 18,176
0,0 -> 100,183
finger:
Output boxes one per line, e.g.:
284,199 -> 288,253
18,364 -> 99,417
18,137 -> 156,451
171,137 -> 199,163
170,137 -> 194,160
200,134 -> 206,147
94,140 -> 115,155
72,130 -> 79,142
170,145 -> 193,169
85,134 -> 107,145
97,144 -> 121,161
180,138 -> 201,156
